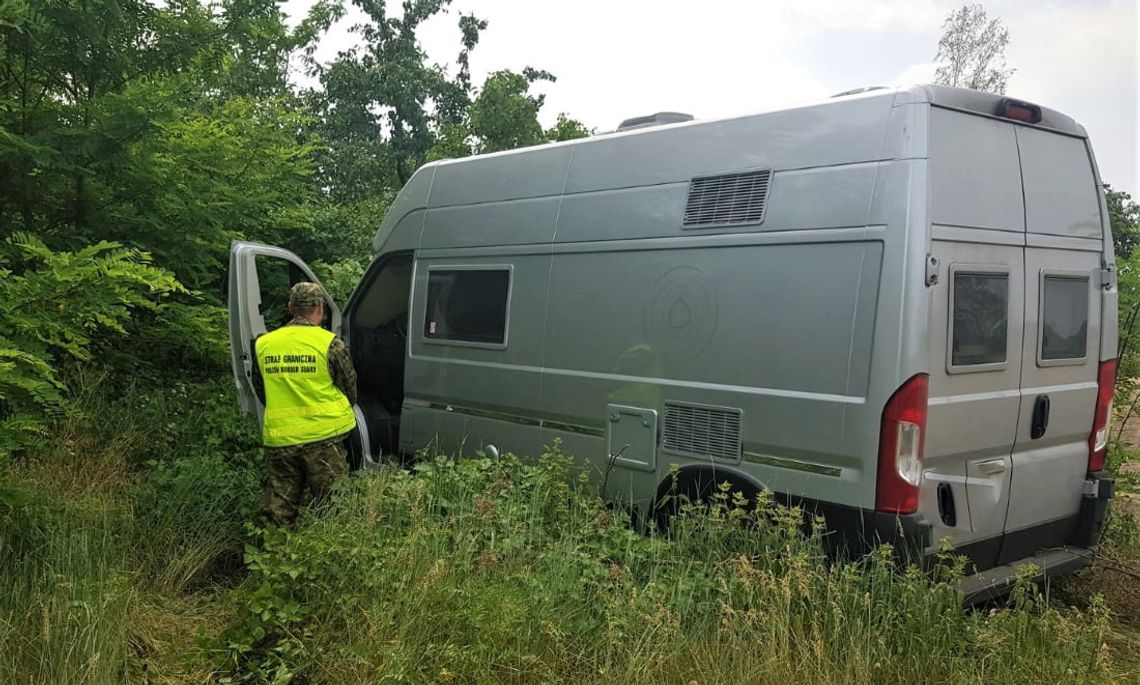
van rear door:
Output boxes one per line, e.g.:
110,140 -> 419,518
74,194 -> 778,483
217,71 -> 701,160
925,108 -> 1026,568
999,128 -> 1107,562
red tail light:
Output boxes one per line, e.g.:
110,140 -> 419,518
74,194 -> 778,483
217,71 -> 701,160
1088,359 -> 1117,472
876,374 -> 929,514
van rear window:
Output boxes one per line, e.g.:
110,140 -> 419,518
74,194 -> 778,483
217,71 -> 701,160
952,272 -> 1008,367
1041,276 -> 1088,360
423,268 -> 511,345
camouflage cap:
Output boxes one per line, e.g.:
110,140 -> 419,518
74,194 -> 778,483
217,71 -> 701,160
288,282 -> 328,308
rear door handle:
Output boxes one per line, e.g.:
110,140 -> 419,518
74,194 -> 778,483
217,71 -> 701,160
1031,394 -> 1050,439
976,459 -> 1007,476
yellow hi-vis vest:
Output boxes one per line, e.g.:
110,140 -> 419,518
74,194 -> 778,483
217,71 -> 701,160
255,325 -> 356,447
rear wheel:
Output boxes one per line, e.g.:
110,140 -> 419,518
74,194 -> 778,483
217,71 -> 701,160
650,466 -> 762,532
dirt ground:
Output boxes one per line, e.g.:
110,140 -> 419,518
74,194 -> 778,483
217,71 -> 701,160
1113,413 -> 1140,518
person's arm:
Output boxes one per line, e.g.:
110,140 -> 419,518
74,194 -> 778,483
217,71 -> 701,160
327,336 -> 358,406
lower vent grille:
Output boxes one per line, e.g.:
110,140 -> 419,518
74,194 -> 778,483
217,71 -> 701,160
662,402 -> 743,461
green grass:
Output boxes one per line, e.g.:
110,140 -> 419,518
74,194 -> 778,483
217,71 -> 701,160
2,381 -> 1139,684
207,450 -> 1134,684
0,377 -> 258,684
0,491 -> 134,684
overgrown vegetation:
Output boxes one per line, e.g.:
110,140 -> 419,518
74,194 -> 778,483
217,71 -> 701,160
5,403 -> 1139,683
3,1 -> 1140,683
206,448 -> 1137,684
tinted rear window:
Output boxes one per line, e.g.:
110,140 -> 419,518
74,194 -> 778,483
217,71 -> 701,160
952,272 -> 1008,366
1041,276 -> 1089,360
424,269 -> 510,345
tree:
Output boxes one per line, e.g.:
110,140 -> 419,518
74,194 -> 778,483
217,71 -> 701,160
546,113 -> 591,142
469,68 -> 554,153
312,0 -> 477,194
933,4 -> 1014,94
0,0 -> 333,382
1106,184 -> 1140,260
426,71 -> 590,161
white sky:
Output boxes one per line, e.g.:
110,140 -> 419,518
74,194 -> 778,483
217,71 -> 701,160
285,0 -> 1139,196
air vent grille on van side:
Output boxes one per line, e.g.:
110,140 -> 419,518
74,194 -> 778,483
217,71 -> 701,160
662,402 -> 743,462
683,169 -> 772,227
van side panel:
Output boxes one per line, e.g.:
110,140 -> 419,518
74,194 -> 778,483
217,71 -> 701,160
553,165 -> 879,244
429,145 -> 573,207
540,238 -> 883,508
421,198 -> 560,248
397,93 -> 909,511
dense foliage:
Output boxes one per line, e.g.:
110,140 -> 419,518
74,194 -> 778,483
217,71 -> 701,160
0,0 -> 587,454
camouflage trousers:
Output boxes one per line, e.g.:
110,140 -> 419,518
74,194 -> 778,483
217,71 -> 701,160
262,437 -> 349,527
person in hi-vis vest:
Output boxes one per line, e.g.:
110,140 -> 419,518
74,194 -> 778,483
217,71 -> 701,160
252,282 -> 357,526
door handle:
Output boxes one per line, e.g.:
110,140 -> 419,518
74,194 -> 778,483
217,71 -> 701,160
976,459 -> 1007,476
1031,394 -> 1050,440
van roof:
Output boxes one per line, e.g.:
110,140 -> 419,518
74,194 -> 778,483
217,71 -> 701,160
903,84 -> 1085,137
372,84 -> 1087,251
424,83 -> 1086,169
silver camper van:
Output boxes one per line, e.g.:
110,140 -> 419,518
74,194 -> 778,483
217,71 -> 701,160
228,85 -> 1118,600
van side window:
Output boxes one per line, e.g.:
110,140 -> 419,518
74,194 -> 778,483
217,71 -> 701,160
423,268 -> 511,345
951,272 -> 1008,367
1041,276 -> 1088,361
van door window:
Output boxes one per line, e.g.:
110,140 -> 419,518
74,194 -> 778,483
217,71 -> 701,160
1040,275 -> 1089,362
423,268 -> 511,346
950,270 -> 1009,369
255,255 -> 306,331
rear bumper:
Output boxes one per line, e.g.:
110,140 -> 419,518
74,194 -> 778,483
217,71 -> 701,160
806,473 -> 1113,600
957,546 -> 1095,605
955,471 -> 1111,604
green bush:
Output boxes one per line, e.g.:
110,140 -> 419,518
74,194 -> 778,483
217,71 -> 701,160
0,374 -> 265,683
74,376 -> 261,470
0,234 -> 181,456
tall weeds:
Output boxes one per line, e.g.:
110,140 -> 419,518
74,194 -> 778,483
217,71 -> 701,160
0,376 -> 261,683
3,380 -> 1136,684
0,495 -> 134,684
210,447 -> 1126,684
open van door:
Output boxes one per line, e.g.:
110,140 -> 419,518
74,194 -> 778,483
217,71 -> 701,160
227,241 -> 342,418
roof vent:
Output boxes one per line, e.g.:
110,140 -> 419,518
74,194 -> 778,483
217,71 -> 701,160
617,111 -> 694,131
